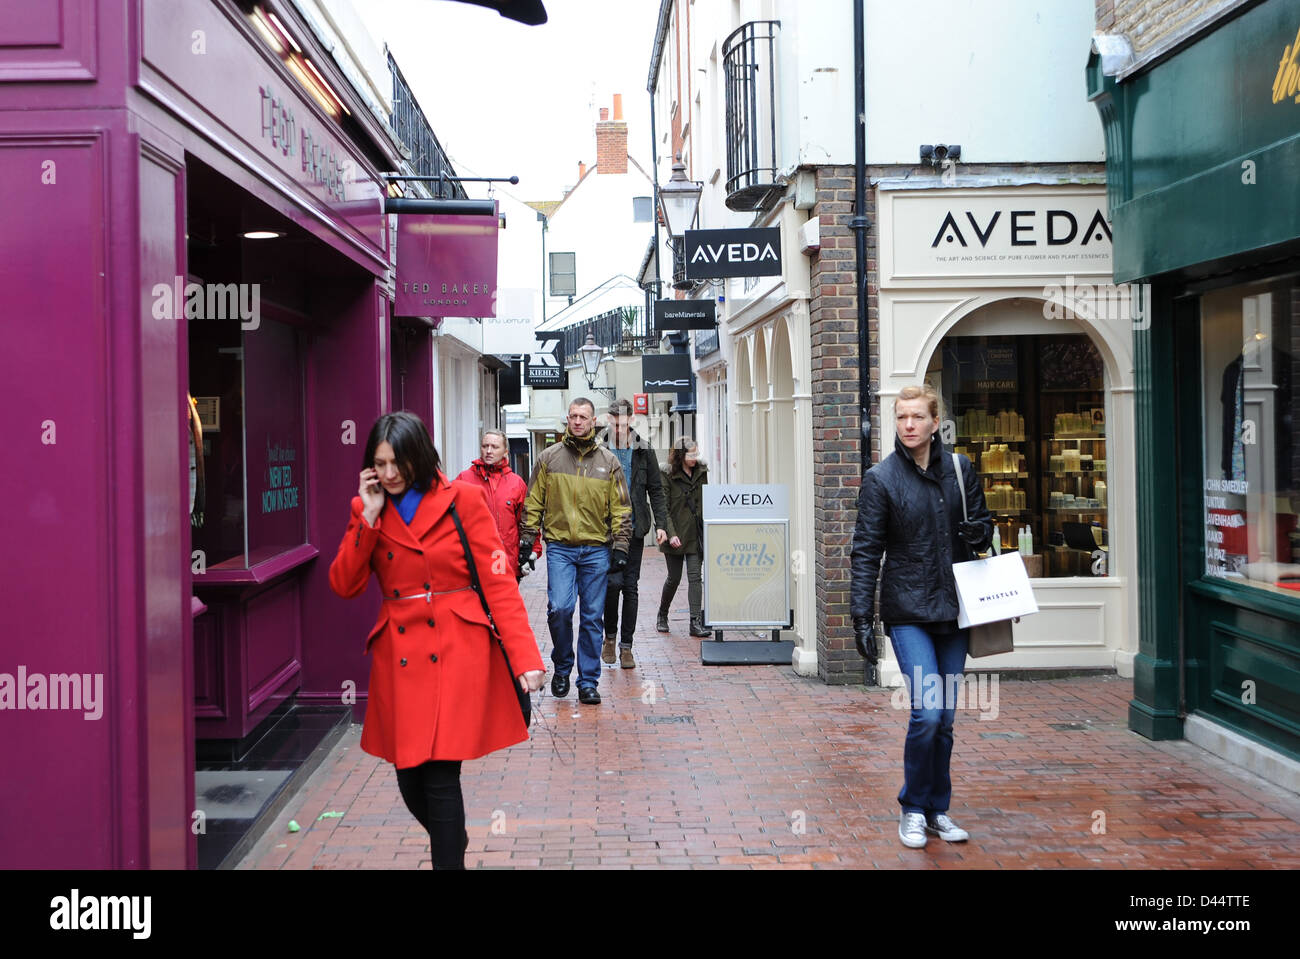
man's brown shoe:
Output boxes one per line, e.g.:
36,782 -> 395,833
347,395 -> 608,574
619,647 -> 635,669
601,637 -> 616,664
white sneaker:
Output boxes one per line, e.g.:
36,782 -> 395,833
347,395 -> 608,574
925,813 -> 969,842
899,812 -> 928,848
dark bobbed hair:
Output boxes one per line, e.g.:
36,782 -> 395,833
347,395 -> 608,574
362,411 -> 441,491
668,436 -> 699,472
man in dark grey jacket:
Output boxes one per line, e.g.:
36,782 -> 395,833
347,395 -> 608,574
598,399 -> 669,669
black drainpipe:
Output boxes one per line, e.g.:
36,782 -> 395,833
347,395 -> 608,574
851,0 -> 875,686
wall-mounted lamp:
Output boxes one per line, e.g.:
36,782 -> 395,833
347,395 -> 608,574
657,156 -> 703,239
579,333 -> 617,397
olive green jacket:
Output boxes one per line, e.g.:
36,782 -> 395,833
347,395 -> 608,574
522,428 -> 632,552
660,462 -> 707,556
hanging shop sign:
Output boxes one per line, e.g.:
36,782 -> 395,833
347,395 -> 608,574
395,205 -> 499,318
641,353 -> 692,393
482,288 -> 537,354
633,393 -> 649,415
683,227 -> 782,280
654,298 -> 717,331
702,485 -> 790,628
524,332 -> 566,390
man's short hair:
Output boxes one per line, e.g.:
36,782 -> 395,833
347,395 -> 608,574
608,398 -> 633,417
568,397 -> 596,415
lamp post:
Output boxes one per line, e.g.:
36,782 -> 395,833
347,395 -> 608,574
658,156 -> 703,291
579,333 -> 616,398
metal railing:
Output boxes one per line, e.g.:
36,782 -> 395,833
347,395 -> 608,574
560,307 -> 653,365
388,52 -> 466,199
723,20 -> 780,211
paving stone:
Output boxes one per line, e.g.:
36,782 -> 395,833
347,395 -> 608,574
237,555 -> 1300,871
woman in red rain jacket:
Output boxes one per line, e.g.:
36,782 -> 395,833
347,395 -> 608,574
329,412 -> 545,870
455,428 -> 540,579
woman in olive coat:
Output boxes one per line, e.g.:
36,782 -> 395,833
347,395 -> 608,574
656,437 -> 710,637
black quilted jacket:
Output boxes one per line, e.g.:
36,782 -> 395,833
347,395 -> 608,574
850,432 -> 993,626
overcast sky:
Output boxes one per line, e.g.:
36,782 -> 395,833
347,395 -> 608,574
358,0 -> 663,204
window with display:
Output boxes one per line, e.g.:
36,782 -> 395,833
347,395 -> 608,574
938,333 -> 1110,578
1200,274 -> 1299,596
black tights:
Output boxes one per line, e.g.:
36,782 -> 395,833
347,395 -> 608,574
394,760 -> 467,870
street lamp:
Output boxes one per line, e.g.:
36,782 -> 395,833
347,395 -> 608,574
579,333 -> 615,397
658,155 -> 703,240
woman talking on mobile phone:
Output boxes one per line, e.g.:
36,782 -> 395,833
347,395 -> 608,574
329,411 -> 545,870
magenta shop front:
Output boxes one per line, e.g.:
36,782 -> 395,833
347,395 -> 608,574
0,0 -> 427,867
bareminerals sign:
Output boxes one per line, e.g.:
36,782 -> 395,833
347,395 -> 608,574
702,485 -> 790,627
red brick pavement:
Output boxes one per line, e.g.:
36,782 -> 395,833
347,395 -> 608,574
239,552 -> 1300,870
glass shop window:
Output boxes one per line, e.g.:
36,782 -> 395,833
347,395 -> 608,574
1200,274 -> 1300,596
938,334 -> 1110,578
189,315 -> 307,571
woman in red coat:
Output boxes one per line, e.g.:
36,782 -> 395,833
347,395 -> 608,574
329,412 -> 546,870
455,428 -> 540,579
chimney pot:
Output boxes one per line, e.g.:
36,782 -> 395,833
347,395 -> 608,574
613,94 -> 623,121
600,107 -> 609,121
578,161 -> 587,179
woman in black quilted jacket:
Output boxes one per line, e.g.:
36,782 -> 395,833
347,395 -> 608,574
850,384 -> 992,850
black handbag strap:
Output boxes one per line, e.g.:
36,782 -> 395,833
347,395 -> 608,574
447,500 -> 502,641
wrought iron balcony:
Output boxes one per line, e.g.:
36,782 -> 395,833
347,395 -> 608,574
723,20 -> 781,212
560,307 -> 652,366
388,52 -> 465,198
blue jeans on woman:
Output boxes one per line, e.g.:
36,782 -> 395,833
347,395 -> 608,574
545,542 -> 610,689
888,623 -> 969,815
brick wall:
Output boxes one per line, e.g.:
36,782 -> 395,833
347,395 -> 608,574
596,106 -> 628,175
811,164 -> 875,684
1103,0 -> 1238,56
809,160 -> 1107,684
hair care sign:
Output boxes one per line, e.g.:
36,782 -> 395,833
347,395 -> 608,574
395,207 -> 499,318
702,485 -> 790,627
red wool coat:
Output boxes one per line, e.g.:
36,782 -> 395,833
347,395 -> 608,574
328,473 -> 544,769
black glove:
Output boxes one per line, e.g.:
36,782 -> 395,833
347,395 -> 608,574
610,549 -> 628,572
853,617 -> 878,664
956,520 -> 986,547
518,537 -> 536,571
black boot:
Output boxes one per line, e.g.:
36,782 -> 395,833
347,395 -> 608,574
689,616 -> 711,638
656,609 -> 670,632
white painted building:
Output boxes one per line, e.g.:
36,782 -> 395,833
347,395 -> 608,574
650,0 -> 1134,684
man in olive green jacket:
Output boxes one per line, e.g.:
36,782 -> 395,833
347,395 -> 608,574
520,398 -> 632,705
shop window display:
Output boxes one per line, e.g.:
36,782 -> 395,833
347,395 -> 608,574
938,334 -> 1110,578
1200,275 -> 1299,596
189,316 -> 307,571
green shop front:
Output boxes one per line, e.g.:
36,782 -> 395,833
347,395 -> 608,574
1088,0 -> 1300,777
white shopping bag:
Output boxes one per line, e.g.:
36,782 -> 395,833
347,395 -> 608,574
952,553 -> 1039,628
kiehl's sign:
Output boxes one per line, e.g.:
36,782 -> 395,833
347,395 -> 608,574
684,228 -> 782,280
887,191 -> 1114,279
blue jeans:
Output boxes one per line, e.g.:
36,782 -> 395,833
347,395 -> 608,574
889,623 -> 969,815
546,543 -> 610,689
